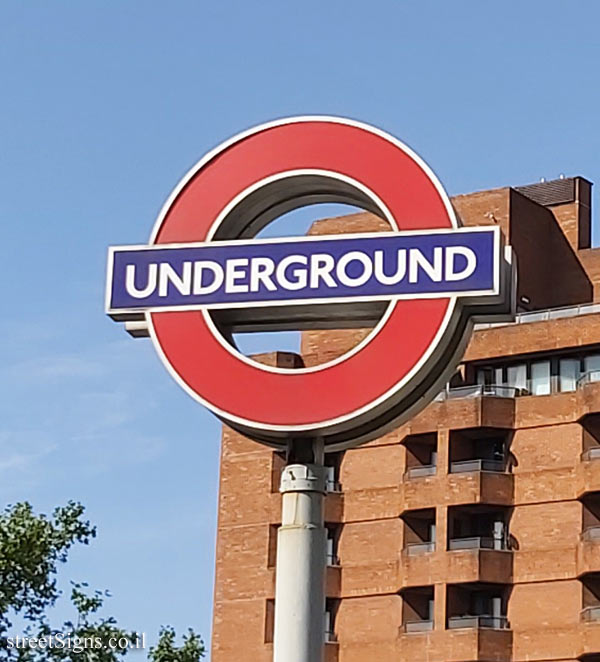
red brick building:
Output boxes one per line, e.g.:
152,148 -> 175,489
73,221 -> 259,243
211,176 -> 600,662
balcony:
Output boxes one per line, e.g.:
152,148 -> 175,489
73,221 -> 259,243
404,541 -> 435,557
449,536 -> 501,551
436,384 -> 521,402
401,619 -> 434,633
398,627 -> 513,662
409,387 -> 516,435
446,583 -> 510,636
404,431 -> 438,482
580,456 -> 600,501
402,471 -> 514,512
450,459 -> 506,474
405,464 -> 436,479
401,546 -> 512,588
579,371 -> 600,389
401,586 -> 434,637
448,506 -> 509,552
583,527 -> 600,542
582,607 -> 600,623
448,615 -> 510,630
579,523 -> 600,576
583,448 -> 600,462
475,301 -> 600,330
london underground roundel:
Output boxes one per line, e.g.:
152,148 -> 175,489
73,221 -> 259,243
106,117 -> 514,449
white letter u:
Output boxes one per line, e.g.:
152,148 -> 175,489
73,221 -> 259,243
125,263 -> 158,299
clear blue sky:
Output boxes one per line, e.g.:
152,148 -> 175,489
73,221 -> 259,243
2,0 -> 599,656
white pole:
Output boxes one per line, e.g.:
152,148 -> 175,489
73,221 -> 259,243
273,439 -> 327,662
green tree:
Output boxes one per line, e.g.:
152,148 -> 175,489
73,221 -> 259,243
0,502 -> 205,662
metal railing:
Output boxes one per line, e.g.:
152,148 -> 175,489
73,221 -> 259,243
581,606 -> 600,622
582,526 -> 600,542
447,615 -> 510,630
450,459 -> 506,474
404,541 -> 435,556
326,481 -> 342,494
405,465 -> 437,479
326,554 -> 341,566
401,620 -> 434,633
435,369 -> 600,404
435,384 -> 521,401
448,536 -> 506,551
581,447 -> 600,461
475,302 -> 600,330
577,370 -> 600,388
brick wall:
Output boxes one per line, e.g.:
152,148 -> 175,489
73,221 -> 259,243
211,177 -> 600,662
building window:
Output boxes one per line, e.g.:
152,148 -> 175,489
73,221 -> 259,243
559,358 -> 580,392
581,573 -> 600,623
477,366 -> 504,386
324,598 -> 339,642
271,451 -> 286,492
268,525 -> 278,567
401,586 -> 434,633
473,348 -> 600,398
326,525 -> 341,566
506,364 -> 526,390
585,354 -> 600,376
265,599 -> 275,643
530,361 -> 551,395
324,453 -> 343,493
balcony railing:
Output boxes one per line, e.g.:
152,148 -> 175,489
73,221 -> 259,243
448,536 -> 506,551
578,370 -> 600,388
435,384 -> 521,402
326,553 -> 341,566
404,541 -> 435,556
450,459 -> 506,474
582,447 -> 600,461
582,606 -> 600,622
475,302 -> 600,330
402,620 -> 434,633
447,615 -> 510,630
405,465 -> 437,479
582,526 -> 600,542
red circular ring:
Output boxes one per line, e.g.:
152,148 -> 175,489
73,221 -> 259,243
149,119 -> 455,432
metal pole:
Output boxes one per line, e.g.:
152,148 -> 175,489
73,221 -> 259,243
273,438 -> 327,662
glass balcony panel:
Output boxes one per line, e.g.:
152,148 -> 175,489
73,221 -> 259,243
450,459 -> 505,474
448,536 -> 496,550
475,301 -> 600,330
559,358 -> 580,392
404,542 -> 435,556
405,465 -> 437,479
582,606 -> 600,622
447,615 -> 509,629
578,370 -> 600,388
531,361 -> 551,395
507,364 -> 527,391
402,620 -> 434,633
581,447 -> 600,461
582,526 -> 600,542
439,385 -> 520,401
